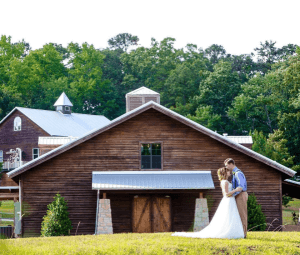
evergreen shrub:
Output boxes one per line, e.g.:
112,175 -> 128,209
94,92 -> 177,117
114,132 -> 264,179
247,193 -> 266,231
41,193 -> 72,237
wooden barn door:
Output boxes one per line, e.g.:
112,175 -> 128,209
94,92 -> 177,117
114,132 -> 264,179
132,196 -> 171,233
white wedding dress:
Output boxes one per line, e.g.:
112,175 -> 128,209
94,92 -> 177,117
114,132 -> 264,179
172,180 -> 244,239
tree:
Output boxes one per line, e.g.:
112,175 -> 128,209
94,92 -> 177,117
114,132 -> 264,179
247,193 -> 266,231
7,43 -> 66,109
100,48 -> 126,117
0,35 -> 26,86
254,40 -> 298,74
190,61 -> 242,133
251,130 -> 295,168
41,193 -> 72,237
121,37 -> 185,106
108,33 -> 139,52
67,42 -> 119,119
204,44 -> 228,66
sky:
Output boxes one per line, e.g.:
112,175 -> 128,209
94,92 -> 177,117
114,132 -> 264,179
1,0 -> 299,55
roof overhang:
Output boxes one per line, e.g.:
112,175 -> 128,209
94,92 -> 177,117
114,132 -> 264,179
92,171 -> 215,190
283,179 -> 300,199
7,101 -> 296,178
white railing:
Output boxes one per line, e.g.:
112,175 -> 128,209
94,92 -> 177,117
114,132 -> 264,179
2,161 -> 28,170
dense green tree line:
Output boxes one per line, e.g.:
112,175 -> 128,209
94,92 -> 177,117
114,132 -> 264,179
0,34 -> 299,176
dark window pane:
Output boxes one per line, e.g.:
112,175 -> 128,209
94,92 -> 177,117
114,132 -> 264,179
152,156 -> 161,169
141,156 -> 151,169
141,144 -> 151,155
152,143 -> 161,155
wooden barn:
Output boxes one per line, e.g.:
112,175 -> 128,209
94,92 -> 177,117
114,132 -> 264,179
5,87 -> 296,237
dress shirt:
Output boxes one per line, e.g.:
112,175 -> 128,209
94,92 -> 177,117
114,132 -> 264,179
232,166 -> 247,197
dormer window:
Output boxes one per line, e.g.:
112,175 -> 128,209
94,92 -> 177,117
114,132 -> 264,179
56,106 -> 63,111
14,117 -> 22,131
65,106 -> 70,111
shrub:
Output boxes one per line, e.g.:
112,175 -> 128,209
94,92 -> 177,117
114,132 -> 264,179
41,193 -> 72,237
282,194 -> 294,208
248,193 -> 266,231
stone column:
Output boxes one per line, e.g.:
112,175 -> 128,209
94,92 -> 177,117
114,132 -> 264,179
96,199 -> 113,234
193,198 -> 209,232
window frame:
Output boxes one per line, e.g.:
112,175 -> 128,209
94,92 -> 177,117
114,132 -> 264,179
14,117 -> 22,131
32,148 -> 40,160
139,141 -> 163,171
0,150 -> 3,163
65,106 -> 70,111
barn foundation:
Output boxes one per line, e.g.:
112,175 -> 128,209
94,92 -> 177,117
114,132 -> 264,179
194,198 -> 209,232
96,199 -> 113,234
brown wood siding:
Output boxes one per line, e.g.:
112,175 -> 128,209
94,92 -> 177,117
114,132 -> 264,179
38,145 -> 61,156
17,108 -> 283,236
0,173 -> 18,187
0,110 -> 49,162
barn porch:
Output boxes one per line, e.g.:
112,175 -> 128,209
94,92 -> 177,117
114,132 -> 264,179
92,171 -> 215,234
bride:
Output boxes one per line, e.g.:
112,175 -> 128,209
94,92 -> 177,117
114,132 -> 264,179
172,167 -> 244,239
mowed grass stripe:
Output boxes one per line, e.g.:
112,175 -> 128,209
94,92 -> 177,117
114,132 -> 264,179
0,232 -> 300,255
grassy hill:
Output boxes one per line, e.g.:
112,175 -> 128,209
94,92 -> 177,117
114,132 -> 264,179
0,232 -> 300,254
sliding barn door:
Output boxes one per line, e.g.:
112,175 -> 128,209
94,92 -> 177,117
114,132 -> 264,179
153,197 -> 171,232
132,196 -> 171,233
132,197 -> 151,233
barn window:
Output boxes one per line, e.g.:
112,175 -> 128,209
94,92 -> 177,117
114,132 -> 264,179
141,143 -> 161,169
0,150 -> 3,162
32,148 -> 39,159
14,117 -> 22,131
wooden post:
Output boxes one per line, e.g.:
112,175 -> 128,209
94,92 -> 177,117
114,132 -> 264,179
103,193 -> 106,199
199,192 -> 203,199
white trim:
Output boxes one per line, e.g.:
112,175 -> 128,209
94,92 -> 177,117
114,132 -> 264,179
7,101 -> 296,178
0,186 -> 19,189
0,150 -> 3,162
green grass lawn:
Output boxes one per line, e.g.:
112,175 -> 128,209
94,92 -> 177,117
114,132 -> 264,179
0,201 -> 14,227
0,232 -> 300,255
283,198 -> 300,225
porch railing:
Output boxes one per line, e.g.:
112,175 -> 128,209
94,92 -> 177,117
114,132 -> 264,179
2,161 -> 28,171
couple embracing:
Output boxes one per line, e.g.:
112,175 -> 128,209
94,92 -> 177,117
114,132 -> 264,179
172,158 -> 248,239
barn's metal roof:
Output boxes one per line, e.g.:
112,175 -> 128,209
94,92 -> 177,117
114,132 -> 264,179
284,179 -> 300,186
53,92 -> 73,106
126,86 -> 159,96
226,136 -> 253,144
7,101 -> 296,178
0,107 -> 110,137
92,171 -> 215,190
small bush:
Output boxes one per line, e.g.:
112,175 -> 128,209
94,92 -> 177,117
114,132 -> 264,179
248,193 -> 266,231
41,193 -> 72,237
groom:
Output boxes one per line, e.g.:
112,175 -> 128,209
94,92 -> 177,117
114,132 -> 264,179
224,158 -> 248,238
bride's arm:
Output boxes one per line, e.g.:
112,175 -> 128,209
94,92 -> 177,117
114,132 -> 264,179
224,181 -> 230,196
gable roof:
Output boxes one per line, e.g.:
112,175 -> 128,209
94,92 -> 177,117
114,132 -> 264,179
7,101 -> 296,178
0,107 -> 110,137
126,86 -> 159,96
53,92 -> 73,106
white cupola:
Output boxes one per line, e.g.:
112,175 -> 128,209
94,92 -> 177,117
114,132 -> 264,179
125,87 -> 160,112
54,92 -> 73,114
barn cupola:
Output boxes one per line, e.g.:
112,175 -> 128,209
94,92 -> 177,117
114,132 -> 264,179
126,87 -> 160,112
54,92 -> 73,114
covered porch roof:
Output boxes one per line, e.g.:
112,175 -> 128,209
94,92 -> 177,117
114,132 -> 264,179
283,179 -> 300,199
92,171 -> 215,190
